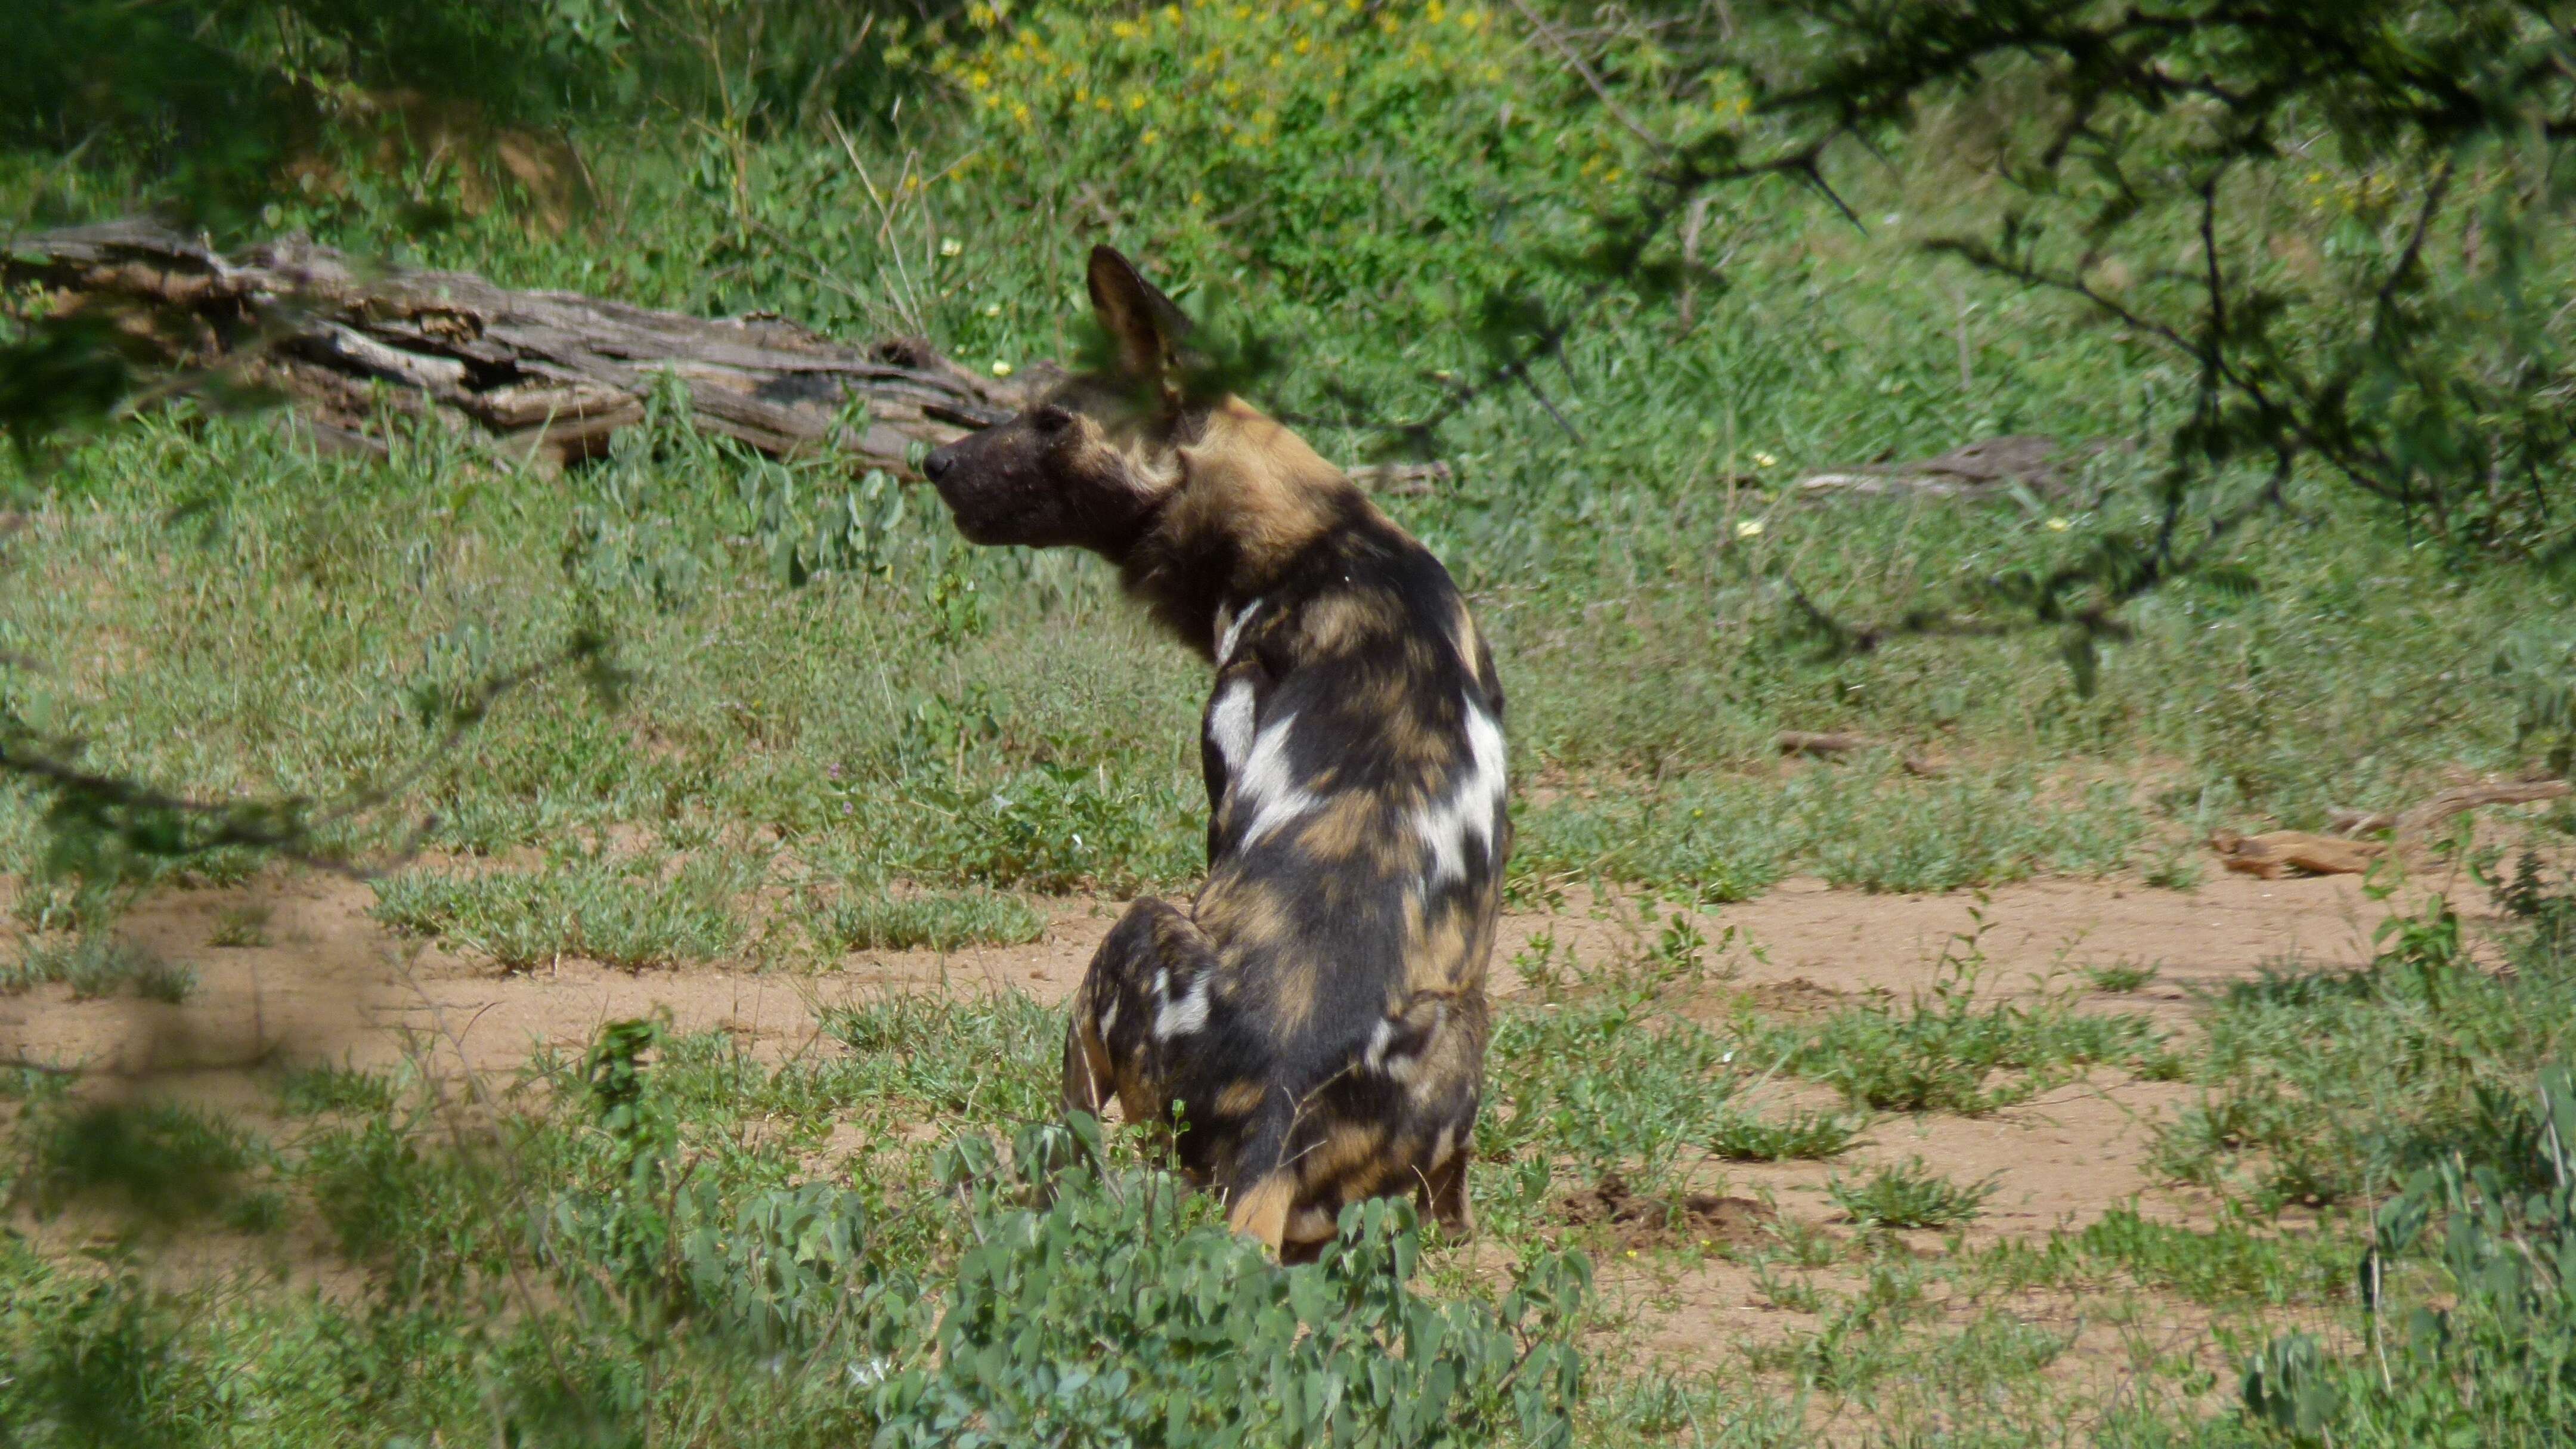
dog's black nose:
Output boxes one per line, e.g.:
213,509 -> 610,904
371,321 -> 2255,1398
922,445 -> 955,482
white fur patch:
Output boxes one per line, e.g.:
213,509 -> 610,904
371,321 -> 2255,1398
1237,711 -> 1320,846
1430,1123 -> 1458,1169
1097,999 -> 1118,1037
1361,1017 -> 1398,1072
1364,1004 -> 1442,1083
1154,973 -> 1210,1039
1411,696 -> 1508,886
1206,679 -> 1257,778
1214,596 -> 1264,668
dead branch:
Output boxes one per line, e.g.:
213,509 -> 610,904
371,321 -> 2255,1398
1776,730 -> 1945,777
4,220 -> 1030,473
2395,779 -> 2572,842
1794,435 -> 2091,501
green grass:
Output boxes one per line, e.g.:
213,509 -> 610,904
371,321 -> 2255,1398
1754,930 -> 2168,1114
806,886 -> 1045,952
370,853 -> 751,971
4,2 -> 2576,1442
1,935 -> 194,1002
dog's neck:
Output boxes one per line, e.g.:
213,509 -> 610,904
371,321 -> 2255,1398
1116,397 -> 1368,658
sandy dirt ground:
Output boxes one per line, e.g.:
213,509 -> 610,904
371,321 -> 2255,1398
0,863 -> 2464,1414
2,866 -> 2406,1086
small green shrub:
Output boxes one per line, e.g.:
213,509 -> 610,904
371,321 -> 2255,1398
1826,1156 -> 1998,1230
1481,996 -> 1742,1184
206,903 -> 271,948
2084,960 -> 2160,994
16,1102 -> 255,1224
275,1063 -> 400,1117
1708,1106 -> 1868,1162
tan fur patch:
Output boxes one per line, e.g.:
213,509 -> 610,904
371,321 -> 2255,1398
1227,1172 -> 1296,1252
1407,904 -> 1473,996
1450,597 -> 1483,677
1166,401 -> 1352,583
1299,590 -> 1397,657
1213,1079 -> 1269,1118
1296,792 -> 1378,860
1301,1120 -> 1390,1191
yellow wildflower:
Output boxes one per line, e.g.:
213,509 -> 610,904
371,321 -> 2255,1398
2045,517 -> 2073,532
991,360 -> 1014,378
1736,519 -> 1764,539
1141,127 -> 1162,144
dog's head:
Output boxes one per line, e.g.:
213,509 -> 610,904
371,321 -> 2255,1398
923,246 -> 1203,556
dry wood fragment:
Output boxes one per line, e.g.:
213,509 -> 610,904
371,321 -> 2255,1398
1794,435 -> 2091,501
2394,779 -> 2571,841
3,220 -> 1027,473
2209,829 -> 2387,880
1346,460 -> 1454,496
1776,730 -> 1945,778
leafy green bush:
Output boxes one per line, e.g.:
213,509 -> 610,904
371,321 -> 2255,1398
867,1123 -> 1590,1448
2240,1065 -> 2576,1447
939,0 -> 1664,331
2158,890 -> 2576,1209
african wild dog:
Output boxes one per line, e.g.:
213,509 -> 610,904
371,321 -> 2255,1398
920,247 -> 1507,1257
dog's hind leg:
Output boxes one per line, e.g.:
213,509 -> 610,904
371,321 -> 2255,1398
1063,896 -> 1218,1128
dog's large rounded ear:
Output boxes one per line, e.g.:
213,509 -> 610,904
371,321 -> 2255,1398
1087,245 -> 1193,389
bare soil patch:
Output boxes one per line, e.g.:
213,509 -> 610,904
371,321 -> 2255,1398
1559,1174 -> 1778,1252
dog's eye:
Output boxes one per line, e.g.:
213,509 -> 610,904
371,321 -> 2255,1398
1032,405 -> 1075,435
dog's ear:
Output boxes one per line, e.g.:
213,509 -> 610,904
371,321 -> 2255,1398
1087,245 -> 1193,392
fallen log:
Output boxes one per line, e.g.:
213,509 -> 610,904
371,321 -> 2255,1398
3,220 -> 1029,473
